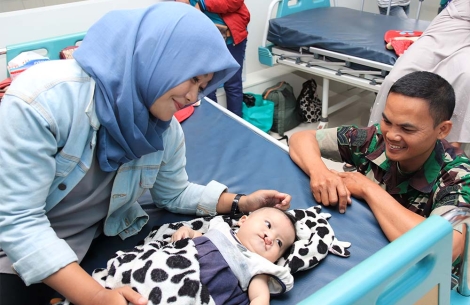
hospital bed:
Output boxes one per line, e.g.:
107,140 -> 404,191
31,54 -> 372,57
1,4 -> 470,305
258,0 -> 430,129
82,100 -> 470,305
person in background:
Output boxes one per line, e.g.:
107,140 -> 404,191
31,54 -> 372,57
176,0 -> 250,117
369,0 -> 470,149
439,0 -> 452,13
0,3 -> 290,305
377,0 -> 410,18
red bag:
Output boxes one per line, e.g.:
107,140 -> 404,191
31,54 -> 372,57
384,30 -> 422,56
59,46 -> 79,59
0,78 -> 12,102
174,105 -> 195,123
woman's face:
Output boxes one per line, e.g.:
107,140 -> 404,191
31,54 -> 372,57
149,73 -> 214,121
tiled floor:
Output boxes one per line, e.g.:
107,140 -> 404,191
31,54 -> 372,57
268,87 -> 376,172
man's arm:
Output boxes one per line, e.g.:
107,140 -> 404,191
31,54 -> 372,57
248,274 -> 270,305
289,130 -> 351,212
338,171 -> 464,261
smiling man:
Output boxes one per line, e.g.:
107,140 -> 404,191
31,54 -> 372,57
289,71 -> 470,263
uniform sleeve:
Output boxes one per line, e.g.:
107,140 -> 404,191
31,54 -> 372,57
431,161 -> 470,232
317,125 -> 380,166
316,127 -> 342,162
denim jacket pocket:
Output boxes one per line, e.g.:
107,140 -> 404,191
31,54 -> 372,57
55,152 -> 79,177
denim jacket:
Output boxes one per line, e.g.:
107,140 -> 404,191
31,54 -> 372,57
0,60 -> 227,285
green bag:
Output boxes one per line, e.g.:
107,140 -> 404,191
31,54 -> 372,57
262,81 -> 302,136
242,93 -> 274,133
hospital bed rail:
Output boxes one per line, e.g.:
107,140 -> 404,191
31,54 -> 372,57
1,32 -> 85,77
299,206 -> 470,305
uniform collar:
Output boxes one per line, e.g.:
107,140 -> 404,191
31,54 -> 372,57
366,137 -> 444,194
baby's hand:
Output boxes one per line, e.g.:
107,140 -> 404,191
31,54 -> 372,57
171,226 -> 202,242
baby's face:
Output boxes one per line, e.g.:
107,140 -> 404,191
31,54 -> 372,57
236,208 -> 295,263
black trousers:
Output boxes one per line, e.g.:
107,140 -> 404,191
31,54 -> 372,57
0,273 -> 59,305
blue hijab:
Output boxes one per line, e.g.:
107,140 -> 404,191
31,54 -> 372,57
74,2 -> 239,172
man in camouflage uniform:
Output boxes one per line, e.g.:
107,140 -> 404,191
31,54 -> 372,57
289,71 -> 470,263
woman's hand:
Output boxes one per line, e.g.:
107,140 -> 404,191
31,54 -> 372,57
90,286 -> 148,305
171,226 -> 202,242
239,190 -> 291,213
44,262 -> 148,305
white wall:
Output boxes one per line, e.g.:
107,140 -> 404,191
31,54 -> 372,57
0,0 -> 160,79
0,0 -> 439,15
0,0 -> 84,13
0,0 -> 441,94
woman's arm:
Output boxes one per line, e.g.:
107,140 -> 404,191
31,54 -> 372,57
0,94 -> 78,284
0,83 -> 148,305
151,120 -> 291,216
216,190 -> 291,215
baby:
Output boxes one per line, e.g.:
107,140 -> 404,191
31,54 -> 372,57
171,207 -> 297,305
60,206 -> 349,305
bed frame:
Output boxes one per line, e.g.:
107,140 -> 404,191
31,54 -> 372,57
83,99 -> 470,305
258,0 -> 428,129
1,2 -> 470,304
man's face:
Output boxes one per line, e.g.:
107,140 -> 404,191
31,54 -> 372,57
380,92 -> 444,173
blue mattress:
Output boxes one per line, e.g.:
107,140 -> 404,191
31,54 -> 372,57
267,7 -> 430,66
80,100 -> 389,304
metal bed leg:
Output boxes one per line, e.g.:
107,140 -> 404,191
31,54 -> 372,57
387,0 -> 392,16
387,0 -> 423,19
318,78 -> 329,130
416,0 -> 424,20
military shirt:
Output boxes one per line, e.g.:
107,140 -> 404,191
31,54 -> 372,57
316,124 -> 470,217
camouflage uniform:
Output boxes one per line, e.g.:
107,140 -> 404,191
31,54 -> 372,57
316,124 -> 470,218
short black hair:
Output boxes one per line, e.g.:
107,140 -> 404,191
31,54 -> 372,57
283,211 -> 298,242
279,211 -> 297,262
284,211 -> 297,231
388,71 -> 455,127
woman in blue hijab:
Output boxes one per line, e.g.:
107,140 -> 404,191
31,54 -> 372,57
0,2 -> 291,304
